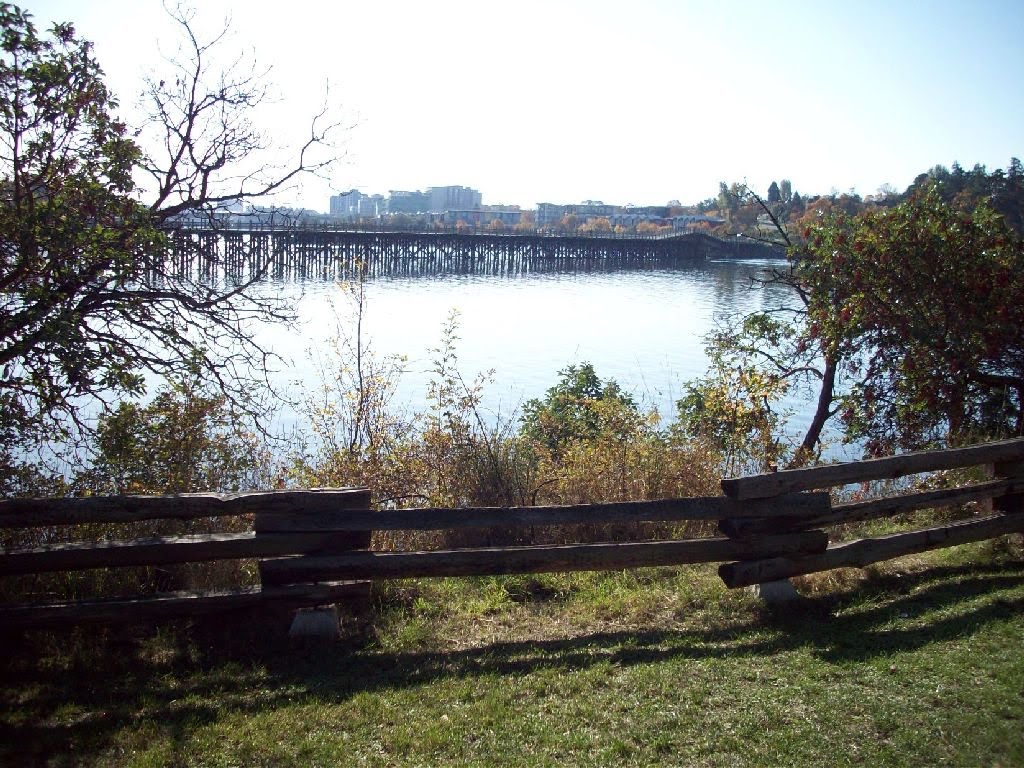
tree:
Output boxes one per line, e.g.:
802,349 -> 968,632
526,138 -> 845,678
779,179 -> 792,204
514,210 -> 536,232
717,181 -> 738,222
995,157 -> 1024,234
675,322 -> 789,474
679,269 -> 839,468
559,213 -> 579,233
904,158 -> 1024,237
0,5 -> 341,470
520,363 -> 639,457
141,4 -> 337,224
81,372 -> 268,494
789,191 -> 804,218
689,183 -> 1024,466
1,5 -> 159,450
579,216 -> 612,234
696,197 -> 717,214
796,187 -> 1024,452
767,181 -> 781,203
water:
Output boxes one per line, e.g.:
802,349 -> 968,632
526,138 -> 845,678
258,257 -> 817,436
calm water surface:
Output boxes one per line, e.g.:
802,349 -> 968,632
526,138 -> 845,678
259,258 -> 815,435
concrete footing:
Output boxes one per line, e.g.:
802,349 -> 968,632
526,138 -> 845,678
288,605 -> 341,639
749,579 -> 801,605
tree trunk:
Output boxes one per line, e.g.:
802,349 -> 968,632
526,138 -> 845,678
789,353 -> 838,468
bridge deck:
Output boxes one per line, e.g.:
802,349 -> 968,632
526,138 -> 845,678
159,229 -> 784,281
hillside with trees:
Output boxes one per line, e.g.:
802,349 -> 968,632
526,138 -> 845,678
708,160 -> 1024,242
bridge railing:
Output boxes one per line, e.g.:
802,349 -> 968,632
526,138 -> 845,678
163,219 -> 770,245
2,438 -> 1021,631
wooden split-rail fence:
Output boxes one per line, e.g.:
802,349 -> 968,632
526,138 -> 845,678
1,438 -> 1022,631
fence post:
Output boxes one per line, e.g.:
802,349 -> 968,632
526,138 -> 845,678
718,523 -> 805,606
254,488 -> 373,638
994,460 -> 1024,515
717,484 -> 817,605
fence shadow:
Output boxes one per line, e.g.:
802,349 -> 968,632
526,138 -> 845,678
4,557 -> 1022,765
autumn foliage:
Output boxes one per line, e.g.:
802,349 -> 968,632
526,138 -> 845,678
796,186 -> 1024,453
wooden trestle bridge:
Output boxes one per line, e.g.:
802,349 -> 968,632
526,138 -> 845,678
160,227 -> 785,281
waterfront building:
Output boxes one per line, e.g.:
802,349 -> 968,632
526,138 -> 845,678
329,189 -> 362,217
671,214 -> 726,230
537,201 -> 617,227
428,185 -> 482,213
442,206 -> 521,227
331,185 -> 483,218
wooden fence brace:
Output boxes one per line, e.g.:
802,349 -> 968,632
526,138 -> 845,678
714,491 -> 830,603
993,460 -> 1024,514
252,488 -> 374,628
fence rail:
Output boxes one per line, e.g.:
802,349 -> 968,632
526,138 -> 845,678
716,438 -> 1024,586
2,439 -> 1022,631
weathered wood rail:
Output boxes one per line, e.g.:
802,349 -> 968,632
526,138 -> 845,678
0,489 -> 374,629
717,438 -> 1024,587
1,438 -> 1022,631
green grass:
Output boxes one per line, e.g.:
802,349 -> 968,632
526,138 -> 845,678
2,540 -> 1023,767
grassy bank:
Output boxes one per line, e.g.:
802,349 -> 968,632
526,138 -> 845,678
2,540 -> 1022,767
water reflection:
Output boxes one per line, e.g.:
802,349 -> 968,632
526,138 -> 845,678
263,258 -> 806,437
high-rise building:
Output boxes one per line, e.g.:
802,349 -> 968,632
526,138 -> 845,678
427,185 -> 482,213
329,189 -> 363,217
332,186 -> 484,217
359,194 -> 386,217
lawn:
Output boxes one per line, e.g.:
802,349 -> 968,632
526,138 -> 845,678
2,541 -> 1022,767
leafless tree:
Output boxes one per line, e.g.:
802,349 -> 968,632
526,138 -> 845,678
0,2 -> 346,478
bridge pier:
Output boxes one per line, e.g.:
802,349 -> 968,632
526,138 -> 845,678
158,228 -> 785,279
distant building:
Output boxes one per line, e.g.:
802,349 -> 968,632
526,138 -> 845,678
360,194 -> 386,217
428,185 -> 481,213
443,206 -> 521,227
329,189 -> 362,217
536,203 -> 564,227
610,213 -> 666,228
672,214 -> 725,230
623,205 -> 670,218
537,201 -> 616,227
329,187 -> 709,229
330,185 -> 484,218
329,190 -> 387,219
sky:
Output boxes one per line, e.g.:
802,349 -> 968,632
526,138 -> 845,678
24,0 -> 1024,213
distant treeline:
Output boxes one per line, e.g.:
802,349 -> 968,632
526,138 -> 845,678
711,159 -> 1024,239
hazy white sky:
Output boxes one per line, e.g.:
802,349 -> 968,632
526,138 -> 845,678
26,0 -> 1024,212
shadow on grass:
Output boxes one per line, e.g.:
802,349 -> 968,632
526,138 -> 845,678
2,558 -> 1023,765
